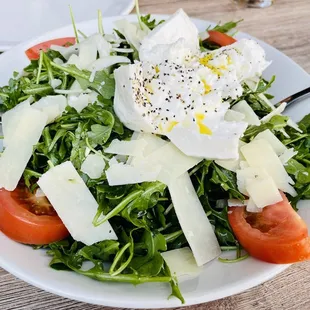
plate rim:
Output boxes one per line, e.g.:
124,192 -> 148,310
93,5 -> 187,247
0,13 -> 309,308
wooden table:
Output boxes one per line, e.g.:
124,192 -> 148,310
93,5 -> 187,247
1,0 -> 310,309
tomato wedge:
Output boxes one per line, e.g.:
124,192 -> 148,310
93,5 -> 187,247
0,183 -> 69,245
228,192 -> 310,264
206,30 -> 237,47
25,37 -> 76,60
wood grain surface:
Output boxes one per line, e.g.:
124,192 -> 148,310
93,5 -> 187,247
1,0 -> 310,309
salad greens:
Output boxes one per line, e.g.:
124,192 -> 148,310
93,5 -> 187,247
0,11 -> 309,304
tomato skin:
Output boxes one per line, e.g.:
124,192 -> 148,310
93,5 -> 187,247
25,37 -> 76,60
228,192 -> 310,264
0,187 -> 69,245
206,30 -> 237,47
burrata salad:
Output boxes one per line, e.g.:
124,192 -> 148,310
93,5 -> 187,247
0,8 -> 309,303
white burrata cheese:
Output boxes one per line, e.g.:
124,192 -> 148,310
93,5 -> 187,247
139,9 -> 199,64
114,10 -> 269,159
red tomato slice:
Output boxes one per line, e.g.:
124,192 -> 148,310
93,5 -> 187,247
0,183 -> 69,245
206,30 -> 237,47
25,37 -> 76,60
228,192 -> 310,264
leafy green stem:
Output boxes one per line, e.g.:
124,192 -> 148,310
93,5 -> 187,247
109,242 -> 132,276
36,50 -> 44,84
218,253 -> 249,263
93,190 -> 144,226
164,230 -> 183,243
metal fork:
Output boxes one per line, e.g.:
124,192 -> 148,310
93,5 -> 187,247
278,86 -> 310,107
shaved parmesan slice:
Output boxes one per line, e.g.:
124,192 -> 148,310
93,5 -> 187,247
246,174 -> 282,209
114,19 -> 149,51
89,56 -> 130,71
68,93 -> 89,113
261,102 -> 286,123
127,133 -> 168,165
38,161 -> 117,245
32,95 -> 67,123
81,154 -> 106,179
109,156 -> 119,166
224,110 -> 245,122
133,141 -> 201,185
236,167 -> 269,196
231,100 -> 260,126
239,160 -> 249,170
215,140 -> 246,172
51,44 -> 79,60
94,34 -> 112,58
280,148 -> 298,165
78,36 -> 98,69
2,99 -> 31,147
112,47 -> 134,53
0,106 -> 48,191
105,139 -> 147,156
228,199 -> 248,207
253,129 -> 286,155
50,78 -> 62,89
240,139 -> 297,196
168,173 -> 221,266
161,247 -> 201,278
246,198 -> 261,213
106,162 -> 160,186
67,54 -> 81,68
134,133 -> 168,156
287,118 -> 303,133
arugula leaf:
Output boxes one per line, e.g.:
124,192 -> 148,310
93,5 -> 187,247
141,14 -> 165,30
211,20 -> 243,33
242,115 -> 289,142
210,163 -> 245,201
50,63 -> 115,99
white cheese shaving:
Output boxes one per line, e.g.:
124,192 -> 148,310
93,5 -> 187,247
161,247 -> 201,278
240,139 -> 297,196
88,56 -> 130,72
81,154 -> 106,179
168,173 -> 221,266
104,138 -> 147,156
215,140 -> 246,172
0,106 -> 48,191
38,161 -> 117,245
106,162 -> 160,186
132,141 -> 202,186
279,148 -> 298,165
246,174 -> 283,209
2,98 -> 31,147
231,100 -> 260,126
68,93 -> 90,113
246,198 -> 262,213
32,95 -> 67,124
253,129 -> 287,156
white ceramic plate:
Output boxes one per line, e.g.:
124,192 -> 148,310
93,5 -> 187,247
0,14 -> 310,309
0,0 -> 135,51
